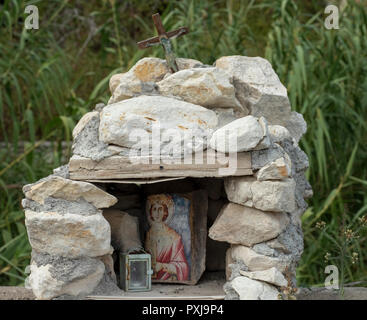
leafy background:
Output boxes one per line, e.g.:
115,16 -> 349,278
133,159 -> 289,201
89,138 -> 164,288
0,0 -> 366,291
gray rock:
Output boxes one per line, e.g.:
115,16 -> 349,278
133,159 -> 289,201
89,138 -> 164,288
22,197 -> 100,216
230,245 -> 292,273
256,157 -> 291,181
25,209 -> 112,258
251,143 -> 286,170
239,267 -> 288,287
285,111 -> 307,143
157,67 -> 243,110
209,203 -> 289,246
29,253 -> 105,300
224,177 -> 296,213
72,111 -> 112,161
23,175 -> 117,209
215,56 -> 291,126
268,125 -> 292,144
108,57 -> 204,103
223,281 -> 239,300
212,108 -> 245,129
52,165 -> 70,179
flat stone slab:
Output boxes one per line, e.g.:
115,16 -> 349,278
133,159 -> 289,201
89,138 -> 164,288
0,287 -> 35,300
68,151 -> 252,181
2,285 -> 367,300
296,287 -> 367,300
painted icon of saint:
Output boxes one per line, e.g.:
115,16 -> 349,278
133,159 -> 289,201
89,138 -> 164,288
145,194 -> 189,281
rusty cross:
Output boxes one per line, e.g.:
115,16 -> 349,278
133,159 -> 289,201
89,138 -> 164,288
137,13 -> 189,73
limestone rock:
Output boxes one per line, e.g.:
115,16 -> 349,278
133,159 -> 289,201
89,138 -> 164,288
109,77 -> 157,104
225,177 -> 296,212
71,111 -> 113,161
224,176 -> 255,208
230,245 -> 291,273
102,209 -> 142,253
99,95 -> 218,156
52,165 -> 70,179
109,73 -> 124,93
209,203 -> 289,246
28,254 -> 105,300
25,210 -> 112,258
253,179 -> 296,212
239,267 -> 288,287
99,254 -> 117,283
212,108 -> 245,129
108,57 -> 204,103
268,125 -> 292,144
23,176 -> 117,209
22,197 -> 100,216
72,111 -> 99,139
230,276 -> 279,300
251,143 -> 286,170
256,157 -> 291,181
255,116 -> 271,150
157,67 -> 242,110
176,57 -> 204,70
209,115 -> 269,153
285,111 -> 307,143
215,55 -> 291,126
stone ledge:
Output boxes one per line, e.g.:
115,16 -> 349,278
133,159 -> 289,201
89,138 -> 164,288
2,286 -> 366,300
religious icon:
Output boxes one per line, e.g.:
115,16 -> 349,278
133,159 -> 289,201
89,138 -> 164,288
144,194 -> 190,282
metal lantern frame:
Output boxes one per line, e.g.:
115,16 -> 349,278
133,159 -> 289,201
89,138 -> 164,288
119,249 -> 153,292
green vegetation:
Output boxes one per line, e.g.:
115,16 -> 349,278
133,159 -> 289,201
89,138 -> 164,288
1,0 -> 366,290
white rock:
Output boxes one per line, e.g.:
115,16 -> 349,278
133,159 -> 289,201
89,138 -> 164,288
209,203 -> 289,246
28,257 -> 105,300
215,56 -> 291,126
72,111 -> 99,139
108,57 -> 204,103
224,176 -> 255,207
25,210 -> 112,258
256,157 -> 291,181
251,179 -> 296,212
230,276 -> 279,300
157,67 -> 243,110
176,57 -> 204,70
268,125 -> 292,144
224,177 -> 296,212
209,115 -> 269,153
23,176 -> 117,209
239,267 -> 288,287
230,245 -> 291,273
285,111 -> 307,143
103,209 -> 142,253
99,95 -> 218,156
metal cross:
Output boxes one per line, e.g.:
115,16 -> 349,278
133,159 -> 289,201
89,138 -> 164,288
137,13 -> 189,73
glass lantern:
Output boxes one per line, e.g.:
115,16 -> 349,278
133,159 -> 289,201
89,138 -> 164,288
119,250 -> 153,292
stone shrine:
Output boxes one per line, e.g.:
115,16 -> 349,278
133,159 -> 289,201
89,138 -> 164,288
22,55 -> 312,300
